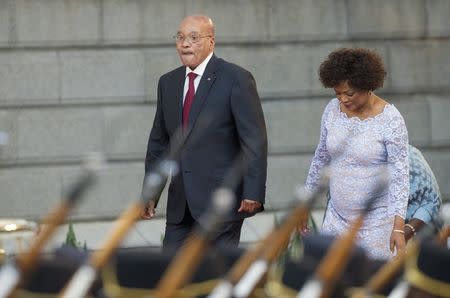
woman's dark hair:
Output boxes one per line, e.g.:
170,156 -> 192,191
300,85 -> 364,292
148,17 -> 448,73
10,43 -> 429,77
319,48 -> 386,91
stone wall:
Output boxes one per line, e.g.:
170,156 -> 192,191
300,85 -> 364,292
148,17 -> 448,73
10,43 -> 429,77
1,0 -> 449,224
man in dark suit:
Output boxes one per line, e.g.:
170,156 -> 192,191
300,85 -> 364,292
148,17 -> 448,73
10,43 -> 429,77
141,15 -> 267,250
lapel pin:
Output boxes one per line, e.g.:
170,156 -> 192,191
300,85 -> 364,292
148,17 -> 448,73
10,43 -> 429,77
207,77 -> 211,81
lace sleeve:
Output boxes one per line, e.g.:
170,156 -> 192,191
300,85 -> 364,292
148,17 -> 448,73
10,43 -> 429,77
385,109 -> 409,219
305,103 -> 332,192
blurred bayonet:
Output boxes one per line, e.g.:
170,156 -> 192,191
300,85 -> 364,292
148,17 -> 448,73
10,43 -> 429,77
208,169 -> 330,298
297,173 -> 389,298
154,154 -> 245,298
60,128 -> 185,298
0,153 -> 102,298
61,113 -> 219,297
352,216 -> 446,298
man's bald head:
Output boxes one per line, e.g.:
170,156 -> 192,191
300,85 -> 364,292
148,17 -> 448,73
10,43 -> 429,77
176,15 -> 216,69
180,15 -> 215,37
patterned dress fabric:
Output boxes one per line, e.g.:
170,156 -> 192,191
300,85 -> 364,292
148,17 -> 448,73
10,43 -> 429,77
306,98 -> 409,260
406,145 -> 441,225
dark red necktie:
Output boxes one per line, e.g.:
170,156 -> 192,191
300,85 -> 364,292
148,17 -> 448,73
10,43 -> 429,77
182,72 -> 198,129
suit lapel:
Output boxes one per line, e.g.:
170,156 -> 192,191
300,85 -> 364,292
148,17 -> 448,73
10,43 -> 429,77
171,68 -> 185,128
186,55 -> 220,134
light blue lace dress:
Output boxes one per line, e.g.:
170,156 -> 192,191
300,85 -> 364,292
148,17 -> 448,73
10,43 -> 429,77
306,98 -> 409,260
406,145 -> 441,225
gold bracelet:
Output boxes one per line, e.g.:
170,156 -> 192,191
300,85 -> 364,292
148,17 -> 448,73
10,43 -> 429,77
405,223 -> 416,235
393,229 -> 405,234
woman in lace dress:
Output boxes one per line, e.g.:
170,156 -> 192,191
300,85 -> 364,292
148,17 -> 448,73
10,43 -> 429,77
305,48 -> 409,259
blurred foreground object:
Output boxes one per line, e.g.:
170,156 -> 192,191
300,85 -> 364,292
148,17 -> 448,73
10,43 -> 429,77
154,187 -> 234,298
102,245 -> 243,298
0,152 -> 102,298
60,129 -> 184,298
402,236 -> 450,298
0,219 -> 38,264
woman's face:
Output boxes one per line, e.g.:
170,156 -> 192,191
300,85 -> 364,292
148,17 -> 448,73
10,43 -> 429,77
334,81 -> 370,112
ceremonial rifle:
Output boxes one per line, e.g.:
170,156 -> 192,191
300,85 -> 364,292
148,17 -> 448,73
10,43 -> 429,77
297,176 -> 388,298
59,129 -> 185,298
210,170 -> 329,298
0,153 -> 102,298
352,220 -> 446,298
154,155 -> 245,298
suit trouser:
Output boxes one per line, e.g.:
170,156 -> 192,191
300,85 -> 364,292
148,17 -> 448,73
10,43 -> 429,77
163,203 -> 244,251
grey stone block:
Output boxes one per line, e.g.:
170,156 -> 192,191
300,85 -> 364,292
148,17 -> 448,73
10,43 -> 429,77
266,154 -> 318,210
426,0 -> 450,37
389,41 -> 450,90
145,48 -> 183,103
263,98 -> 329,153
147,43 -> 350,100
103,0 -> 186,44
69,153 -> 322,219
186,0 -> 269,42
428,95 -> 450,145
67,162 -> 170,220
103,105 -> 155,157
15,0 -> 100,45
0,110 -> 18,161
220,42 -> 389,97
0,167 -> 61,218
220,42 -> 350,97
422,150 -> 450,200
347,0 -> 425,38
149,44 -> 317,99
102,0 -> 143,43
17,108 -> 103,160
427,41 -> 450,88
61,50 -> 146,101
389,42 -> 433,90
216,45 -> 314,97
0,1 -> 10,45
268,0 -> 347,41
0,52 -> 59,104
389,95 -> 431,146
68,163 -> 144,218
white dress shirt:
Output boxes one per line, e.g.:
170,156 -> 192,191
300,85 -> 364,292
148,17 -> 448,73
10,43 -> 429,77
183,52 -> 214,104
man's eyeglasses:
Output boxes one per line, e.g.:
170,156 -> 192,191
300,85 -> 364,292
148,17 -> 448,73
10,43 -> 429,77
173,33 -> 212,44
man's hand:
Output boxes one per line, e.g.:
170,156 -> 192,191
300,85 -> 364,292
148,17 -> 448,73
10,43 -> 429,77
238,199 -> 261,213
141,200 -> 156,219
404,218 -> 425,243
297,213 -> 310,235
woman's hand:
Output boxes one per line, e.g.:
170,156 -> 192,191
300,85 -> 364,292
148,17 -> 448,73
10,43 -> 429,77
390,230 -> 406,255
390,215 -> 406,255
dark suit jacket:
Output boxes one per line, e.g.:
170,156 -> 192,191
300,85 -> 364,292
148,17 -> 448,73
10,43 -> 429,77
145,54 -> 267,224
